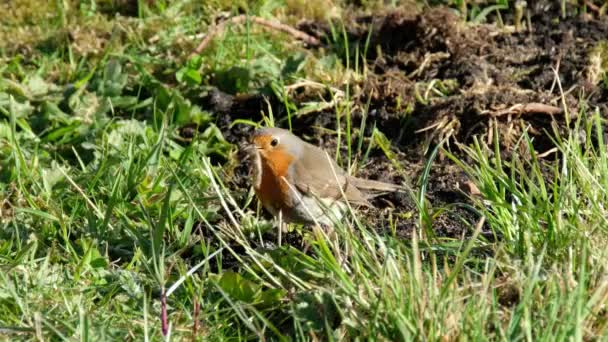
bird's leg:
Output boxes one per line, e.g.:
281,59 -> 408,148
278,210 -> 283,247
322,223 -> 336,242
301,225 -> 317,254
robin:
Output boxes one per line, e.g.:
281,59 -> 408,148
243,127 -> 399,226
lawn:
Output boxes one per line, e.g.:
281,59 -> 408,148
1,0 -> 608,340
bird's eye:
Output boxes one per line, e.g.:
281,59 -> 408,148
270,138 -> 279,147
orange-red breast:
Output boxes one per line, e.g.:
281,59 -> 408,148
243,127 -> 399,225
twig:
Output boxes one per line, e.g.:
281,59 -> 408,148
409,52 -> 450,78
189,15 -> 321,59
192,296 -> 200,341
537,147 -> 558,158
584,0 -> 601,13
486,103 -> 563,117
161,291 -> 168,336
549,52 -> 562,94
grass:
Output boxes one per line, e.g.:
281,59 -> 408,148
1,0 -> 608,340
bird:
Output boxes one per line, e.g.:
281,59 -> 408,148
242,127 -> 400,226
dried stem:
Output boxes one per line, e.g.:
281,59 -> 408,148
189,15 -> 321,59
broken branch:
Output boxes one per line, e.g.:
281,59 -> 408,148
189,15 -> 321,59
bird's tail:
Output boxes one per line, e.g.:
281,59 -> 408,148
347,176 -> 401,192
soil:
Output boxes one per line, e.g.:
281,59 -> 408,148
198,4 -> 608,247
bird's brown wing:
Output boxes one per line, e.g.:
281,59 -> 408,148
290,145 -> 371,207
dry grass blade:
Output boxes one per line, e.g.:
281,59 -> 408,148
487,103 -> 563,117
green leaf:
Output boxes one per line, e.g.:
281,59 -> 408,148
108,96 -> 138,109
187,55 -> 203,69
293,291 -> 340,333
472,4 -> 508,23
105,59 -> 123,83
184,69 -> 202,85
41,162 -> 67,193
373,128 -> 403,172
0,93 -> 34,118
0,121 -> 10,138
217,271 -> 260,302
44,122 -> 82,142
259,288 -> 287,308
99,59 -> 127,97
26,75 -> 50,98
0,78 -> 29,98
14,207 -> 59,222
250,56 -> 281,85
281,52 -> 306,78
214,66 -> 251,94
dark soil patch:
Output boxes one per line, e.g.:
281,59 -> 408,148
195,5 -> 608,246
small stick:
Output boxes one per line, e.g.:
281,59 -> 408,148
189,15 -> 321,59
584,0 -> 601,13
278,210 -> 283,248
537,147 -> 559,158
192,296 -> 200,341
161,290 -> 168,336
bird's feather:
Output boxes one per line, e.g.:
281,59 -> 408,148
290,142 -> 371,207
